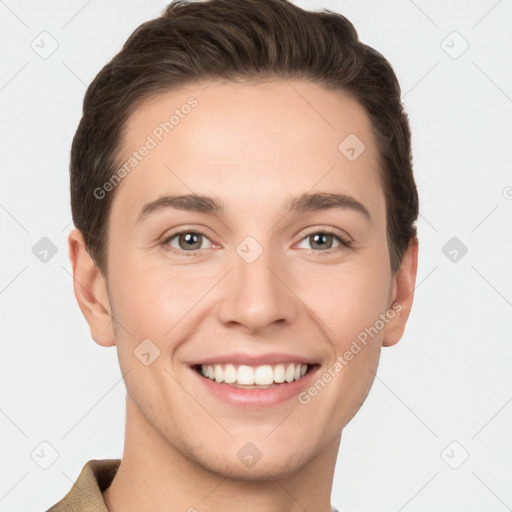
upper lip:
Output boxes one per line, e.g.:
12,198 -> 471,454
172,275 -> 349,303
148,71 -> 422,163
189,352 -> 317,366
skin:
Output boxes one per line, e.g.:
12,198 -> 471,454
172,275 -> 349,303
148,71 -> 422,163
69,79 -> 418,512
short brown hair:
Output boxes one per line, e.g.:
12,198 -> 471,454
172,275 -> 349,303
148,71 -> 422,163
70,0 -> 418,275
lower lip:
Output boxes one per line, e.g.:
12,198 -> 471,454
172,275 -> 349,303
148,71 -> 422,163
190,365 -> 320,409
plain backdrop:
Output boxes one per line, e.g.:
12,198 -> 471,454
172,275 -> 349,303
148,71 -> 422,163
1,1 -> 511,511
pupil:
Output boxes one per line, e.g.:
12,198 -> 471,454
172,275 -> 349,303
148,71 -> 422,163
181,233 -> 201,250
311,233 -> 332,250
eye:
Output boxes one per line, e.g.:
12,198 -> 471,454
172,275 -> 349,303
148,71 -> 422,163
161,227 -> 352,257
296,229 -> 352,255
162,229 -> 213,256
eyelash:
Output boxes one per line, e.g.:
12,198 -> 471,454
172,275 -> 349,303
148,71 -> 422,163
161,227 -> 352,257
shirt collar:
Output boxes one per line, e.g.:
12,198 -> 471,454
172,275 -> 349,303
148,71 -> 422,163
47,459 -> 120,511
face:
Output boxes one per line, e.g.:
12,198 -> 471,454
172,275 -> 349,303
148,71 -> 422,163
72,79 -> 417,480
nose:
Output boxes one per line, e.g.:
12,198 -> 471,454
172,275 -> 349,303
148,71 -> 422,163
217,241 -> 299,334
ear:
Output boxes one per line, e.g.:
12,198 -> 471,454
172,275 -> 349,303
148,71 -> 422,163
382,237 -> 419,347
68,228 -> 115,347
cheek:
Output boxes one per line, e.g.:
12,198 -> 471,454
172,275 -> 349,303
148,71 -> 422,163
301,267 -> 387,420
109,259 -> 214,340
109,266 -> 196,391
298,260 -> 391,342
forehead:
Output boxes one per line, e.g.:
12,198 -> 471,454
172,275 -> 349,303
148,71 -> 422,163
112,79 -> 384,224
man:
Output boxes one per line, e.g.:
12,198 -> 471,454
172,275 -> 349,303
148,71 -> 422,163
48,0 -> 419,510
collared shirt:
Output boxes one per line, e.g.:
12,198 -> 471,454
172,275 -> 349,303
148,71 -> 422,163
46,458 -> 342,512
46,459 -> 120,511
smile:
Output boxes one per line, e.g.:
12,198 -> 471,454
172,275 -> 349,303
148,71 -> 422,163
190,361 -> 321,409
196,362 -> 309,388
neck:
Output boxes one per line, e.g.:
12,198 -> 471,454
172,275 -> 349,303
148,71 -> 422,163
103,394 -> 340,512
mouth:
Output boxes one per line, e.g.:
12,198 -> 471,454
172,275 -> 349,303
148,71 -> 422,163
192,362 -> 319,389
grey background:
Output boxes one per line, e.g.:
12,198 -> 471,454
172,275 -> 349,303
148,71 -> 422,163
1,1 -> 511,510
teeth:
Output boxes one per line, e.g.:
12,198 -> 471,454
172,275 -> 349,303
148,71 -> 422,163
274,364 -> 286,383
255,365 -> 274,385
214,364 -> 223,382
237,365 -> 255,385
199,362 -> 309,386
285,364 -> 295,383
223,363 -> 237,383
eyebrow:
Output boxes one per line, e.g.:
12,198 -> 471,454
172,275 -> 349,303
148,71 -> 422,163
136,192 -> 371,223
